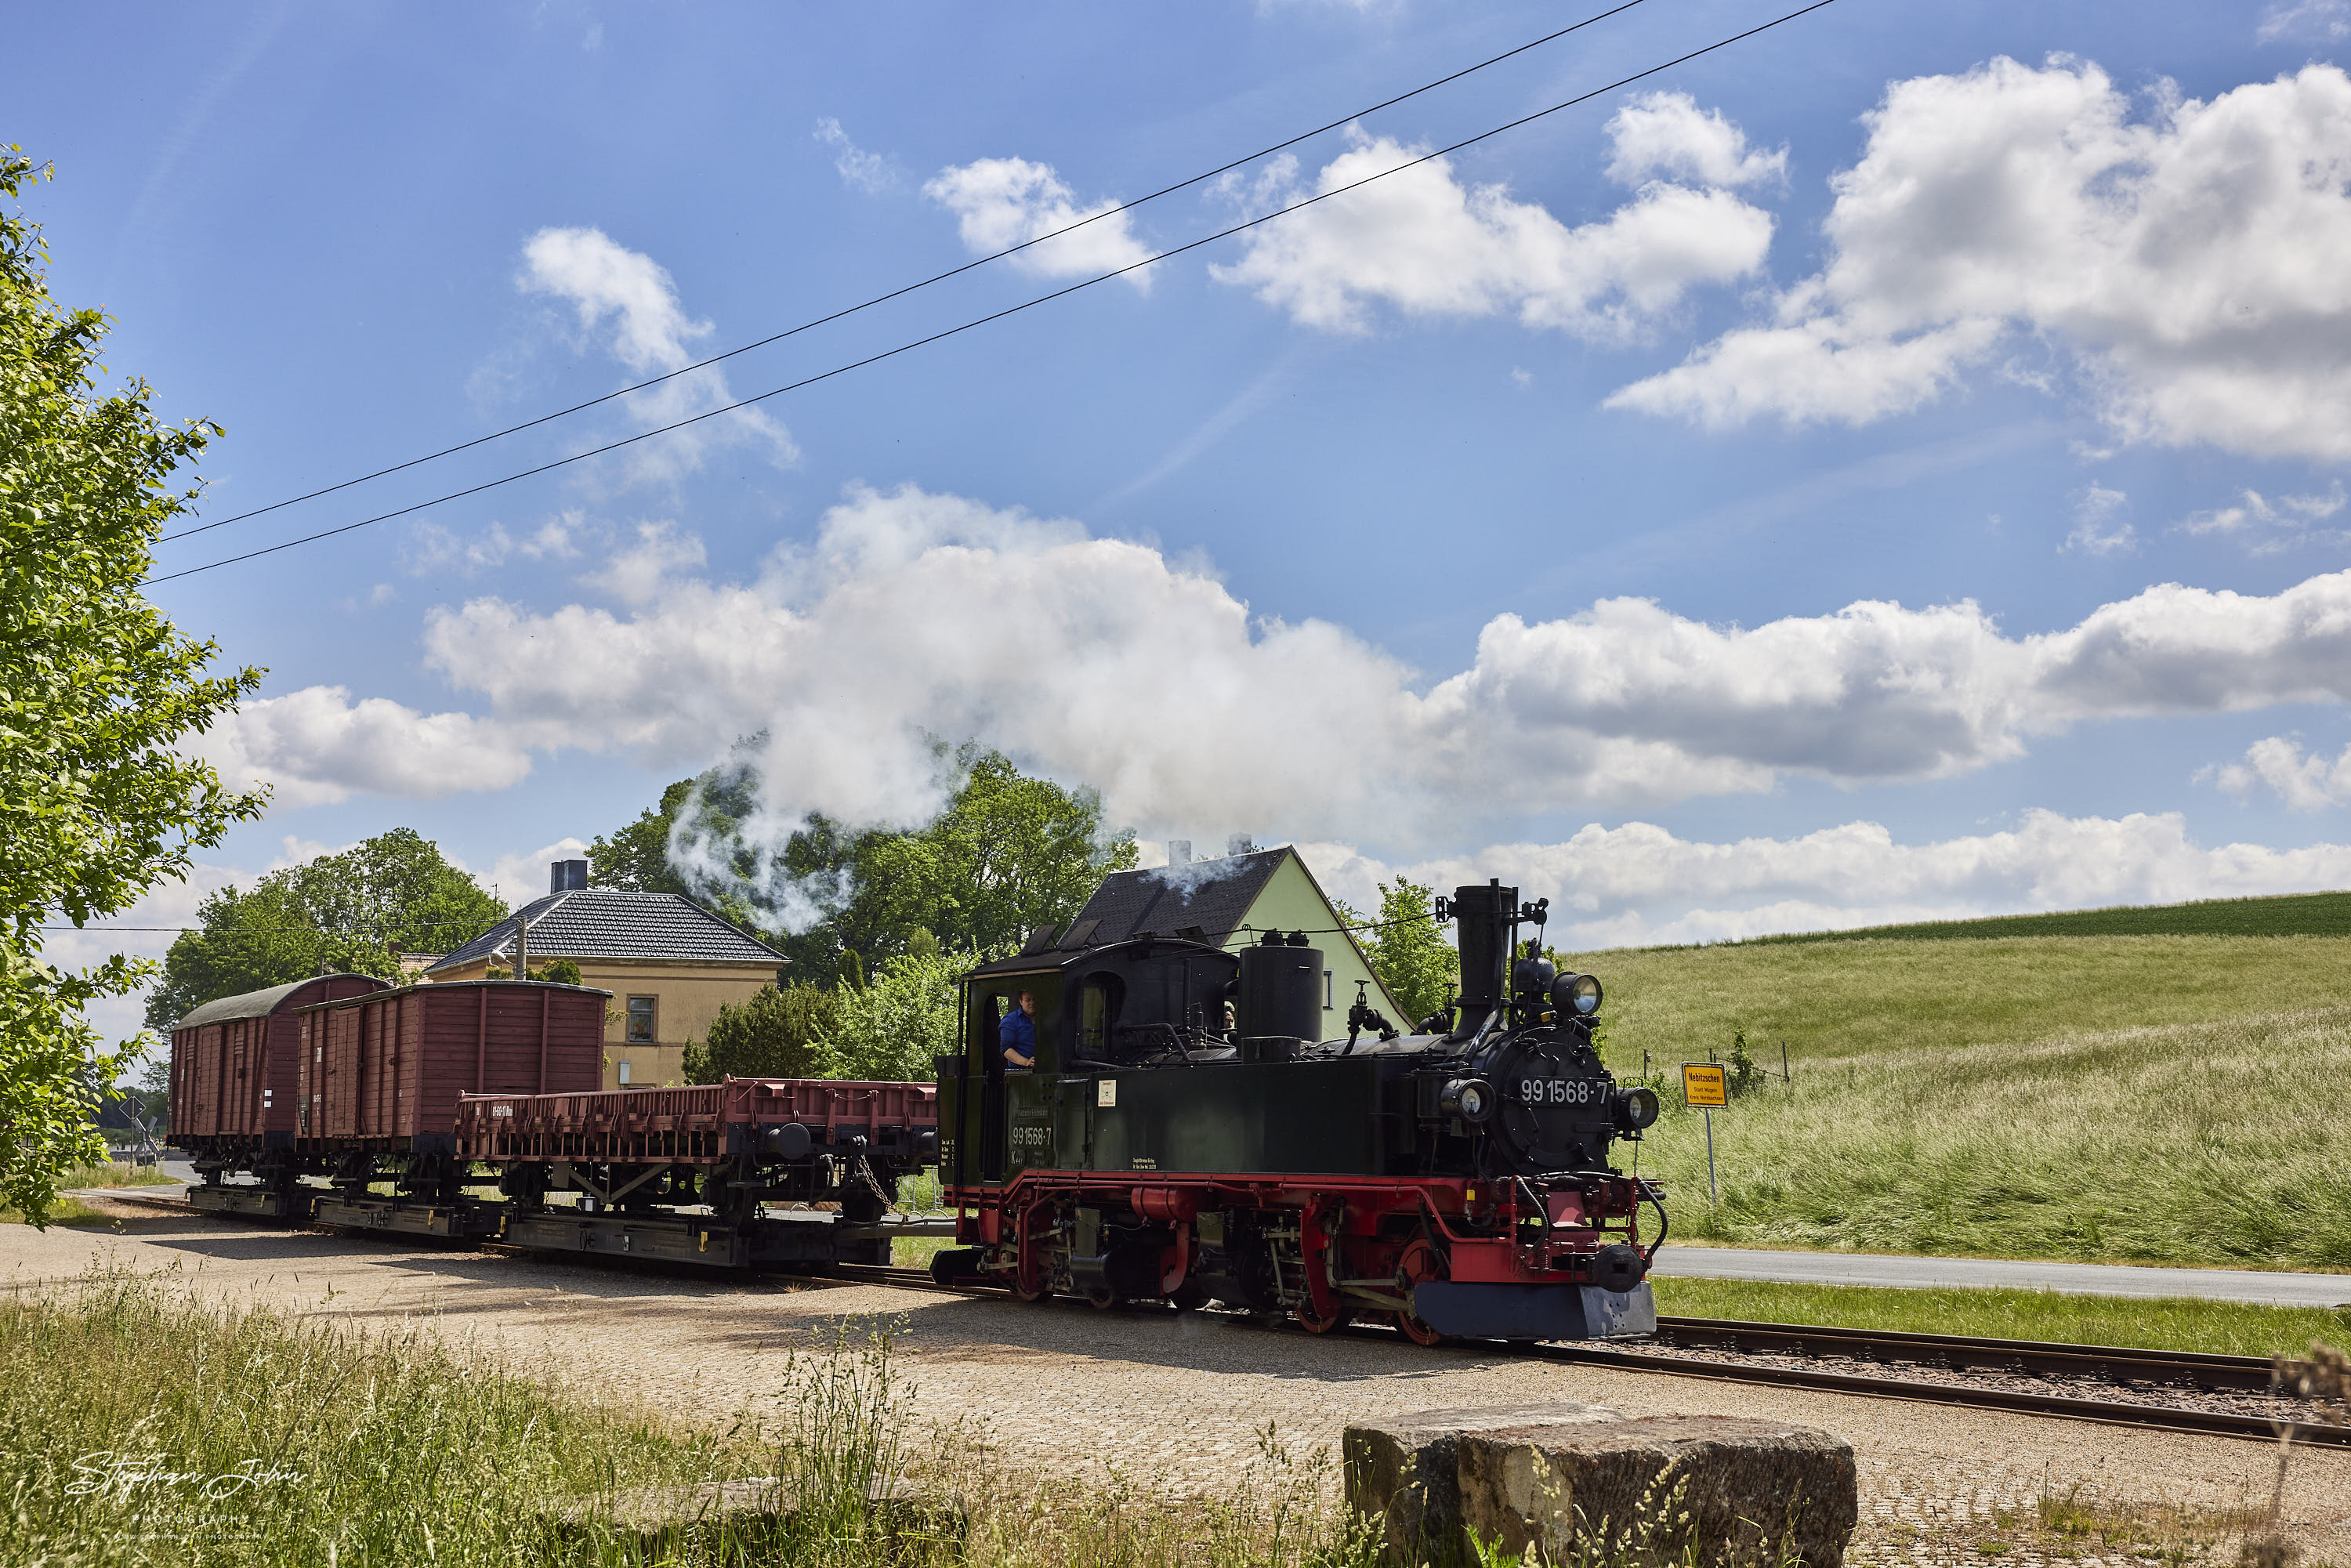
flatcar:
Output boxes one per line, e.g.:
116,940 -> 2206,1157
929,881 -> 1664,1342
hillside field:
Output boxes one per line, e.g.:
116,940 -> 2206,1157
1555,932 -> 2351,1269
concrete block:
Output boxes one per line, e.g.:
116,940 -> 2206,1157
1348,1407 -> 1856,1567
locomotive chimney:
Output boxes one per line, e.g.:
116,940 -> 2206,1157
1450,879 -> 1518,1030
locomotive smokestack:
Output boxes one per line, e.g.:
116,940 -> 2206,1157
1450,880 -> 1518,1028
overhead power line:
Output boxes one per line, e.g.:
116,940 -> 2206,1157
161,0 -> 1650,546
153,0 -> 1839,585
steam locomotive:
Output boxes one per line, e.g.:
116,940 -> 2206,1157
931,881 -> 1665,1342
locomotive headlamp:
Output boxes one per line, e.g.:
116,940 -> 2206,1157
1613,1085 -> 1660,1132
1438,1078 -> 1495,1123
1550,973 -> 1603,1016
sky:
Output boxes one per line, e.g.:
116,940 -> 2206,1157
13,0 -> 2351,1034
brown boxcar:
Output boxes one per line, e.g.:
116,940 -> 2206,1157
295,980 -> 608,1151
170,974 -> 391,1160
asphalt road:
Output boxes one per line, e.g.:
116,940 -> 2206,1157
1653,1244 -> 2351,1309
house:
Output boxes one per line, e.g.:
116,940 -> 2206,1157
423,860 -> 786,1088
1060,844 -> 1407,1033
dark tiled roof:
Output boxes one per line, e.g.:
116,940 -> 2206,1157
1064,848 -> 1289,948
425,889 -> 786,972
172,974 -> 387,1032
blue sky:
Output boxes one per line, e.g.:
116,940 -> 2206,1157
13,0 -> 2351,1023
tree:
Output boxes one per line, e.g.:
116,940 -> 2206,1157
681,982 -> 837,1083
1,151 -> 266,1224
1361,879 -> 1458,1028
144,830 -> 504,1029
591,741 -> 1139,976
587,778 -> 694,896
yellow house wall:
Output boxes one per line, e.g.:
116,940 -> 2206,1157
1222,852 -> 1407,1035
423,956 -> 780,1089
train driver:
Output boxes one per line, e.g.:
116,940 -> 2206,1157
1000,989 -> 1038,1071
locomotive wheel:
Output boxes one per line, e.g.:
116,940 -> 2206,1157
1168,1282 -> 1211,1313
1393,1308 -> 1450,1348
1012,1277 -> 1055,1305
1295,1302 -> 1353,1334
1085,1287 -> 1121,1311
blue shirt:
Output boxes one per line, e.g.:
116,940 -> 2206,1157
999,1007 -> 1037,1066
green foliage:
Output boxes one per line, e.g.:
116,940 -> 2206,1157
683,981 -> 838,1083
825,947 -> 964,1081
538,957 -> 582,987
1724,1028 -> 1766,1097
143,828 -> 504,1028
596,740 -> 1138,976
1359,878 -> 1458,1027
0,152 -> 266,1226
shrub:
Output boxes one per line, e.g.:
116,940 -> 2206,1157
684,981 -> 838,1083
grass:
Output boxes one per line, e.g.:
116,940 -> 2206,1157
1542,932 -> 2351,1269
1650,1276 -> 2351,1357
1567,932 -> 2351,1066
1615,1004 -> 2351,1267
9,1267 -> 1389,1568
2,1161 -> 183,1226
1725,887 -> 2351,943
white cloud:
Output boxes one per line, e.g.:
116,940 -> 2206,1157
194,686 -> 536,808
1610,58 -> 2351,461
404,516 -> 580,577
2260,1 -> 2351,42
922,158 -> 1155,285
1604,91 -> 1787,190
519,226 -> 796,483
814,118 -> 898,194
393,484 -> 2351,912
2062,483 -> 2135,556
2208,734 -> 2351,809
2176,482 -> 2349,554
1306,809 -> 2351,951
1212,127 -> 1774,339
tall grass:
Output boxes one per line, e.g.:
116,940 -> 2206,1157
9,1269 -> 1384,1567
1,1267 -> 745,1566
1620,1006 -> 2351,1266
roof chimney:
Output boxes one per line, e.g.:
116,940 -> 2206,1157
550,859 -> 589,894
1226,835 -> 1257,858
1167,839 -> 1192,867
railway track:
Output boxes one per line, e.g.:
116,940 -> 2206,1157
830,1264 -> 2349,1448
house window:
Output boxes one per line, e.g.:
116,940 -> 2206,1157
1324,969 -> 1335,1009
626,996 -> 657,1044
617,1059 -> 632,1086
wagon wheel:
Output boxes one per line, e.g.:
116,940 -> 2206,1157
1295,1300 -> 1353,1334
1393,1238 -> 1451,1347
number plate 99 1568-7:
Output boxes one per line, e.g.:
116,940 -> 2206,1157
1516,1077 -> 1606,1106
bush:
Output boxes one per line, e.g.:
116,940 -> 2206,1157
825,949 -> 962,1082
683,982 -> 838,1083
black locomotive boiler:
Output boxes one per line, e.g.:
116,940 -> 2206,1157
933,881 -> 1665,1342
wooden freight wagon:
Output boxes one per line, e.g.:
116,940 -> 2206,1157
172,974 -> 391,1215
295,980 -> 610,1153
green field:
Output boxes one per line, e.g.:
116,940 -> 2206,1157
1705,888 -> 2351,944
1553,932 -> 2351,1269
